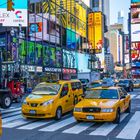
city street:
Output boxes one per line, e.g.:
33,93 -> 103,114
0,89 -> 140,140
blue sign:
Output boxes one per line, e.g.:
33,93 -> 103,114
0,0 -> 28,9
131,0 -> 140,3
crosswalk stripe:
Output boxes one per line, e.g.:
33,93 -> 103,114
130,95 -> 136,99
17,120 -> 54,130
2,111 -> 21,118
2,118 -> 34,128
136,95 -> 140,99
39,117 -> 76,132
1,107 -> 21,114
2,115 -> 22,124
117,111 -> 140,139
63,122 -> 94,134
0,107 -> 14,111
89,113 -> 128,136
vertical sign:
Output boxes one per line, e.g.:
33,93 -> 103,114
88,12 -> 103,53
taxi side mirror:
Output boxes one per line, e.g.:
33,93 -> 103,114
120,95 -> 126,99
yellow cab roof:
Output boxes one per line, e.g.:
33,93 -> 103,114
40,79 -> 81,85
90,86 -> 119,90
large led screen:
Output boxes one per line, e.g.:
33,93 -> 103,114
131,8 -> 140,23
131,0 -> 140,3
0,0 -> 28,27
131,24 -> 140,42
131,49 -> 140,61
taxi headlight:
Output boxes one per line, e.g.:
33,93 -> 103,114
74,108 -> 82,112
41,99 -> 54,106
22,100 -> 27,105
101,108 -> 114,113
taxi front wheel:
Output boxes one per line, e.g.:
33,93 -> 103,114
55,107 -> 62,120
113,109 -> 120,124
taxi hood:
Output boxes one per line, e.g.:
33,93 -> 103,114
76,99 -> 118,108
26,93 -> 57,103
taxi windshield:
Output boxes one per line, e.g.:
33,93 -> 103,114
33,84 -> 61,95
85,89 -> 118,99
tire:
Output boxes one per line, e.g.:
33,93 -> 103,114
55,107 -> 62,120
125,102 -> 131,113
15,96 -> 22,103
1,94 -> 12,109
74,96 -> 78,105
113,109 -> 120,124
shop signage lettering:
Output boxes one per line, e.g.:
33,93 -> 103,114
44,67 -> 62,73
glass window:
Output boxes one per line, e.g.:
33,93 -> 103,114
85,89 -> 119,99
33,84 -> 61,95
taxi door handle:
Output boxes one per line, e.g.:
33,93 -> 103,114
68,95 -> 70,97
66,100 -> 68,102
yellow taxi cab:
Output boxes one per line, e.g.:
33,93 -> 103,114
73,86 -> 131,124
22,80 -> 83,120
0,111 -> 2,136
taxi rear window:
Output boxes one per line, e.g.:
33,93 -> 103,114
85,89 -> 118,99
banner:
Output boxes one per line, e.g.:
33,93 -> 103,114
88,12 -> 103,53
0,0 -> 28,27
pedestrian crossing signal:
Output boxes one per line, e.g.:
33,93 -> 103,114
7,0 -> 14,11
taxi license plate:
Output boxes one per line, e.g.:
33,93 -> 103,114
29,110 -> 36,114
86,115 -> 94,120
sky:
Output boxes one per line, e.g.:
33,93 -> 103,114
110,0 -> 131,33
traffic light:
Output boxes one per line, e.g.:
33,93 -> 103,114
7,0 -> 14,11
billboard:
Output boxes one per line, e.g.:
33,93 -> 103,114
0,0 -> 28,27
131,49 -> 140,61
131,0 -> 140,3
88,12 -> 103,53
131,24 -> 140,42
131,8 -> 140,23
131,42 -> 140,50
29,13 -> 60,44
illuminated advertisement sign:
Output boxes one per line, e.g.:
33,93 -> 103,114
131,24 -> 140,42
131,0 -> 140,3
131,8 -> 140,23
132,62 -> 140,67
29,13 -> 60,44
131,49 -> 140,61
131,42 -> 140,50
0,0 -> 28,27
88,12 -> 103,53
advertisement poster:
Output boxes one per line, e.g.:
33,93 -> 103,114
131,8 -> 140,23
0,0 -> 28,27
63,50 -> 76,68
43,46 -> 56,67
27,42 -> 35,64
131,0 -> 140,3
36,44 -> 43,65
131,49 -> 140,61
131,24 -> 140,42
56,47 -> 62,68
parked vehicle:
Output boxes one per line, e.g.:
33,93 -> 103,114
133,79 -> 140,88
22,80 -> 83,120
117,79 -> 134,92
87,80 -> 102,89
79,79 -> 89,91
0,111 -> 2,136
74,86 -> 131,124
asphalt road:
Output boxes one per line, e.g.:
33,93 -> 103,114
0,88 -> 140,140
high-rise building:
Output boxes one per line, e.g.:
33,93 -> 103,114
118,11 -> 124,25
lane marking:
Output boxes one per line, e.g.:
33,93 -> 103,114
2,115 -> 22,124
63,122 -> 94,134
2,118 -> 34,128
18,120 -> 54,130
90,113 -> 128,136
2,111 -> 21,118
117,111 -> 140,139
1,107 -> 21,114
39,117 -> 76,132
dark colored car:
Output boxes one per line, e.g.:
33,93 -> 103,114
117,79 -> 134,92
79,79 -> 89,92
